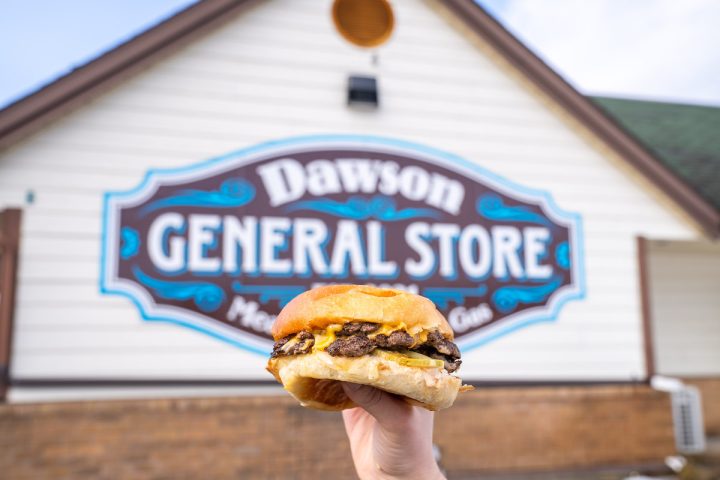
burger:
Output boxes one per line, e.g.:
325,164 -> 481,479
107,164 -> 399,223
266,284 -> 468,411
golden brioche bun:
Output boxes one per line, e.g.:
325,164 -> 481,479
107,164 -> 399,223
271,284 -> 453,340
267,350 -> 461,411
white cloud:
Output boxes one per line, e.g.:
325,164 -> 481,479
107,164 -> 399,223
479,0 -> 720,105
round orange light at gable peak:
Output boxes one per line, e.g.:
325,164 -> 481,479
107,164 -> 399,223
332,0 -> 395,48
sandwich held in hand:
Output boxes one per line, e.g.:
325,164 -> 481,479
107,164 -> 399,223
266,284 -> 470,411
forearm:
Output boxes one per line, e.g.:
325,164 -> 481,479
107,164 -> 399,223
366,428 -> 446,480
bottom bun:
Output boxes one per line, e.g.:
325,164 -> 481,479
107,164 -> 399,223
267,350 -> 462,411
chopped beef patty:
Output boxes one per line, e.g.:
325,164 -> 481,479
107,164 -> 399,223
426,330 -> 460,358
326,334 -> 375,357
419,349 -> 462,374
338,322 -> 379,336
270,330 -> 314,358
444,358 -> 462,373
373,331 -> 414,350
271,323 -> 461,373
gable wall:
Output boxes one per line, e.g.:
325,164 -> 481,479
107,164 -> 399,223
0,0 -> 700,397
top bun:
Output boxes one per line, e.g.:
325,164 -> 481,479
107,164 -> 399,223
272,284 -> 453,340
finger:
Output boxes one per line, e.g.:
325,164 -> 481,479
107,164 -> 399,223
341,406 -> 363,427
341,382 -> 409,425
341,406 -> 367,434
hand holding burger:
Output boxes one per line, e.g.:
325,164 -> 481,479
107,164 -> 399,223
267,284 -> 466,478
341,382 -> 447,479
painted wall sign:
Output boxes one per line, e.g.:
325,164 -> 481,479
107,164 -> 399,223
101,135 -> 584,354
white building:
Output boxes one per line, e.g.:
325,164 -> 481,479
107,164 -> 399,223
0,0 -> 718,477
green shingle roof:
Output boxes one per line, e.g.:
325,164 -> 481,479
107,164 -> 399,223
591,96 -> 720,211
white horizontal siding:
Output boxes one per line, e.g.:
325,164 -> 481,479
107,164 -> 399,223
0,0 -> 701,393
648,241 -> 720,376
13,351 -> 270,380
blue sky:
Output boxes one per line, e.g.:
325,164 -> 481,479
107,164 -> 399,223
2,0 -> 720,109
480,0 -> 720,105
0,0 -> 197,109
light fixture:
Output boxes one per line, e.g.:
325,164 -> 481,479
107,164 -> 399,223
348,75 -> 379,108
332,0 -> 395,48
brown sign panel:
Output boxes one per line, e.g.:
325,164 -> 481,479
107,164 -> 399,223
101,136 -> 584,354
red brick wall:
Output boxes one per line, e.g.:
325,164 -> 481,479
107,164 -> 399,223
0,385 -> 675,479
0,395 -> 356,479
436,385 -> 675,476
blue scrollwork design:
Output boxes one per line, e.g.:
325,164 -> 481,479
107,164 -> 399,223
422,285 -> 488,309
120,227 -> 140,259
232,281 -> 305,307
285,195 -> 441,221
139,178 -> 255,216
492,276 -> 563,314
132,266 -> 225,312
476,194 -> 550,226
555,242 -> 570,270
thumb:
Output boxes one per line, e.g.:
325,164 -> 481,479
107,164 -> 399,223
341,382 -> 408,425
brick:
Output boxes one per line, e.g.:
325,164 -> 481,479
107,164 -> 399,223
0,385 -> 676,479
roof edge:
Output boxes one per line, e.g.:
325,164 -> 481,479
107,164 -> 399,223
442,0 -> 720,239
0,0 -> 717,238
0,0 -> 261,150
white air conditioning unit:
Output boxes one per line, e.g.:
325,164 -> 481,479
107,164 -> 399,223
671,386 -> 706,454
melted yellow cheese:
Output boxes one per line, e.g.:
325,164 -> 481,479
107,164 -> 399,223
367,322 -> 407,339
310,322 -> 434,352
280,336 -> 301,353
413,330 -> 430,347
313,324 -> 343,351
281,336 -> 313,354
368,322 -> 430,347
